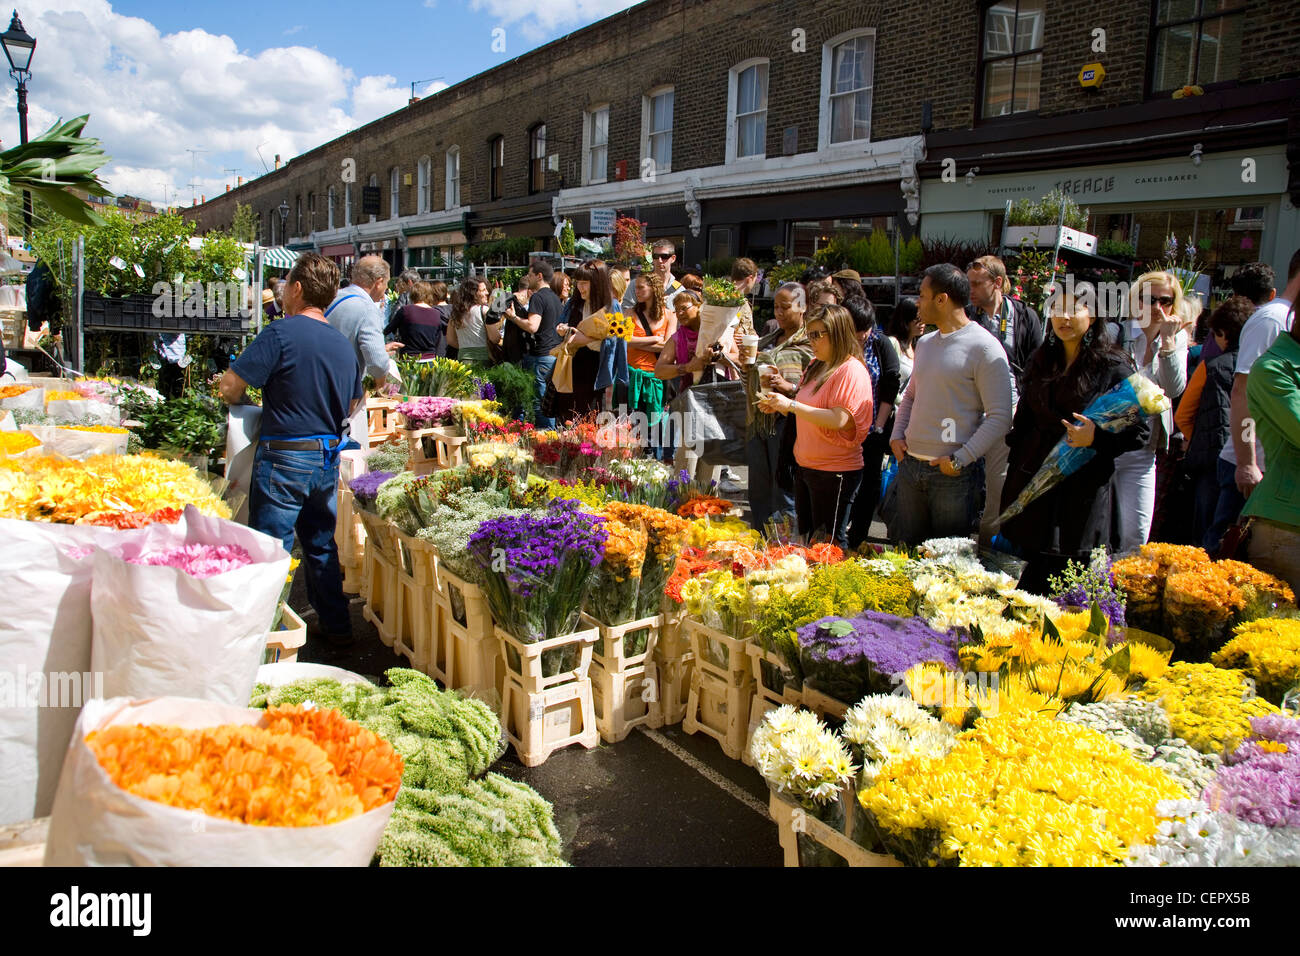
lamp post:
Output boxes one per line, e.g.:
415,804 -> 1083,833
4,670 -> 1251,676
278,200 -> 289,245
1,10 -> 36,240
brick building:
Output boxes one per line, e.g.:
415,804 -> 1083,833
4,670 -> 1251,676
184,0 -> 1300,284
918,0 -> 1300,285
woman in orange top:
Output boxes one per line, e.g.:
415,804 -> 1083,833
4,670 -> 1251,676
627,272 -> 676,460
758,304 -> 873,547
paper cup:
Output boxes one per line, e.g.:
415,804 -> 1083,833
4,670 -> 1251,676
740,334 -> 759,364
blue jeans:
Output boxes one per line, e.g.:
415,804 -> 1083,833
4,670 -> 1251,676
1206,456 -> 1246,553
794,465 -> 863,550
746,429 -> 795,533
249,446 -> 351,636
891,454 -> 983,547
522,353 -> 557,429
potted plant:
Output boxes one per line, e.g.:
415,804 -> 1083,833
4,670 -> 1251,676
695,276 -> 746,380
1004,188 -> 1098,255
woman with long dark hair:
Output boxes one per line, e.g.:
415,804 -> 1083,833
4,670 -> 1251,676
446,276 -> 499,365
884,296 -> 924,394
551,259 -> 615,422
1000,285 -> 1150,594
843,297 -> 900,549
627,271 -> 677,460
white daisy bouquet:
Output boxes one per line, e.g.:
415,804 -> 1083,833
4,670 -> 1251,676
841,695 -> 958,786
750,705 -> 856,817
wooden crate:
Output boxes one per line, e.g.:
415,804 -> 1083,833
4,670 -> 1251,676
500,674 -> 600,767
0,817 -> 47,867
591,660 -> 660,743
801,686 -> 850,721
768,791 -> 902,868
682,668 -> 753,761
496,617 -> 600,694
743,642 -> 804,767
590,613 -> 661,672
684,617 -> 753,688
390,528 -> 441,675
647,653 -> 693,728
334,486 -> 367,594
357,511 -> 399,647
367,397 -> 399,447
435,566 -> 501,705
265,604 -> 307,664
658,600 -> 691,658
398,425 -> 467,475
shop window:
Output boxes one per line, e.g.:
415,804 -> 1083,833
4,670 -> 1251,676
979,0 -> 1044,119
1150,0 -> 1245,93
584,106 -> 609,185
727,59 -> 768,161
708,226 -> 733,261
1229,206 -> 1265,230
820,31 -> 875,147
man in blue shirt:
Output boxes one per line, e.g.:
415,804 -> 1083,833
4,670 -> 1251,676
219,253 -> 364,646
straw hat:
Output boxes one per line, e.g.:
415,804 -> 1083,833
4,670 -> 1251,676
832,268 -> 861,282
262,289 -> 275,304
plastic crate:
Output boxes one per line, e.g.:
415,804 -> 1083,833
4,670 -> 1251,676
82,292 -> 253,334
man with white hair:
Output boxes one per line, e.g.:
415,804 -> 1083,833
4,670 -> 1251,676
325,254 -> 401,443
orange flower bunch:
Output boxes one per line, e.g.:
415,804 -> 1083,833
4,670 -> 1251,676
0,384 -> 36,399
1166,565 -> 1242,616
1137,542 -> 1211,575
595,509 -> 649,581
85,507 -> 184,529
44,390 -> 83,403
60,424 -> 129,434
601,502 -> 690,563
677,495 -> 735,518
1215,559 -> 1296,607
0,432 -> 40,455
87,706 -> 402,827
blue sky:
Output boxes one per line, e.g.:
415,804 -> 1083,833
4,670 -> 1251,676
0,0 -> 640,208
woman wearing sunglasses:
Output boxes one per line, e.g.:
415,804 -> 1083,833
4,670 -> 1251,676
1113,271 -> 1190,551
757,304 -> 873,549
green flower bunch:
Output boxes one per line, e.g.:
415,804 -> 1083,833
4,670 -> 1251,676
365,442 -> 411,474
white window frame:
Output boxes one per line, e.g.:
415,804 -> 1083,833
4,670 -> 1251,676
726,58 -> 769,163
489,137 -> 504,201
368,173 -> 378,223
417,156 -> 431,213
641,86 -> 674,176
445,147 -> 460,209
328,185 -> 335,230
819,29 -> 876,149
390,167 -> 400,219
583,104 -> 610,186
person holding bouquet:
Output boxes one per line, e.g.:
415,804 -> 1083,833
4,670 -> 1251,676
1000,286 -> 1149,594
551,259 -> 617,422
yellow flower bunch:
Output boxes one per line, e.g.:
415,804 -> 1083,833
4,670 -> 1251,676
1138,662 -> 1279,755
860,710 -> 1186,866
58,425 -> 129,434
903,662 -> 1062,727
44,390 -> 82,403
686,515 -> 762,552
0,453 -> 231,524
1212,619 -> 1300,705
604,310 -> 634,341
544,478 -> 612,511
465,441 -> 531,470
456,400 -> 505,429
0,432 -> 40,455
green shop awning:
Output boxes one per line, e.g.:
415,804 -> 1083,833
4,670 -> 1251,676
260,247 -> 300,270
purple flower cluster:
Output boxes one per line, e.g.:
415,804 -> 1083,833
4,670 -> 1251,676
796,611 -> 961,675
467,499 -> 608,597
349,470 -> 396,505
1205,715 -> 1300,828
1050,556 -> 1127,633
396,396 -> 458,428
476,379 -> 498,401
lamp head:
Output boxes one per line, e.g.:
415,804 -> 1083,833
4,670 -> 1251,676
1,11 -> 35,75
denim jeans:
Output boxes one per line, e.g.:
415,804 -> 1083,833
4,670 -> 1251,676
746,429 -> 795,533
1114,448 -> 1156,553
794,465 -> 863,550
522,353 -> 557,429
891,455 -> 983,547
1206,456 -> 1247,553
248,446 -> 351,636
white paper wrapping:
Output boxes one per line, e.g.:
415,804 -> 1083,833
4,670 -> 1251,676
90,506 -> 291,706
223,404 -> 261,525
44,696 -> 397,866
21,425 -> 127,459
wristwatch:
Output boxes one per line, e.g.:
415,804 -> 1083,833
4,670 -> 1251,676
948,456 -> 964,473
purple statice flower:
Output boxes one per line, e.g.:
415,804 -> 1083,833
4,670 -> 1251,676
350,470 -> 396,505
797,612 -> 961,677
476,379 -> 497,401
1204,715 -> 1300,827
467,500 -> 608,598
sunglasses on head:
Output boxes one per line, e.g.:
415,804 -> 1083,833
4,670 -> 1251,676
653,253 -> 674,260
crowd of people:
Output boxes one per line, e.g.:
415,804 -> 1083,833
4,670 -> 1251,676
236,242 -> 1300,639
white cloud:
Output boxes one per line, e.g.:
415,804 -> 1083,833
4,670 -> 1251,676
283,25 -> 305,35
0,0 -> 437,208
469,0 -> 640,42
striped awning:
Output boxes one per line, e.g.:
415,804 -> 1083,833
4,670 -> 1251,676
260,247 -> 300,270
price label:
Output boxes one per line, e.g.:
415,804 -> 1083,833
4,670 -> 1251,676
109,256 -> 127,270
132,263 -> 145,278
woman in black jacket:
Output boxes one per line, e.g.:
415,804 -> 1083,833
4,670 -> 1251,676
1000,285 -> 1149,594
843,297 -> 901,549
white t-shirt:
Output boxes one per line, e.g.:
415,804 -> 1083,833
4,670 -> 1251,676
456,304 -> 490,350
1220,297 -> 1294,467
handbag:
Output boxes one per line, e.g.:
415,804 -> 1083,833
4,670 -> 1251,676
1212,516 -> 1253,561
668,377 -> 749,466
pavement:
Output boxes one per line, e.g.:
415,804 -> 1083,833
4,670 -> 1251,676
288,467 -> 890,867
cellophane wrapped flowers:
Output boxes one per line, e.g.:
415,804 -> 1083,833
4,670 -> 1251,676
1138,662 -> 1279,755
468,499 -> 607,645
841,695 -> 957,786
1212,618 -> 1300,705
395,396 -> 458,429
796,612 -> 961,705
601,502 -> 690,617
86,705 -> 403,827
127,544 -> 254,578
0,453 -> 230,524
1127,798 -> 1300,867
0,431 -> 40,455
859,710 -> 1186,866
750,705 -> 856,816
587,510 -> 648,626
349,470 -> 396,511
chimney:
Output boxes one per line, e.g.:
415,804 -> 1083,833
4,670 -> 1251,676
408,96 -> 420,106
201,195 -> 206,204
225,184 -> 230,193
274,154 -> 281,170
192,198 -> 197,206
237,176 -> 243,187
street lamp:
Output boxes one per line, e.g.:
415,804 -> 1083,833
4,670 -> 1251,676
1,10 -> 36,239
278,200 -> 289,244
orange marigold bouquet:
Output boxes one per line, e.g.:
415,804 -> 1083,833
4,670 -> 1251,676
602,501 -> 691,616
677,495 -> 735,519
86,705 -> 402,827
0,431 -> 40,455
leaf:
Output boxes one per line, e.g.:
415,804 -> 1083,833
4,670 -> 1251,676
1041,615 -> 1063,645
826,619 -> 856,638
1088,600 -> 1108,639
1101,644 -> 1131,678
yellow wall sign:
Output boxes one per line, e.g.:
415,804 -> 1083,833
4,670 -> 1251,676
1079,63 -> 1106,88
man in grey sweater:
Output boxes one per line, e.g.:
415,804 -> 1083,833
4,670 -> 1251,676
890,264 -> 1013,546
325,255 -> 399,444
